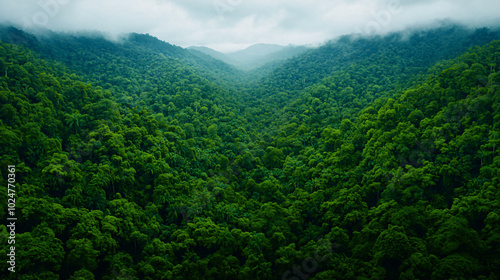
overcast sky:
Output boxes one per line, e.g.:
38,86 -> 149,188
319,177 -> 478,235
1,0 -> 500,52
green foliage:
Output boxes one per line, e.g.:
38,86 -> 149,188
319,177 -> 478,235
0,25 -> 499,279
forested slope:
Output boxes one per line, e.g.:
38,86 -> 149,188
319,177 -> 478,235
243,25 -> 500,134
0,25 -> 499,280
255,25 -> 500,94
0,26 -> 246,99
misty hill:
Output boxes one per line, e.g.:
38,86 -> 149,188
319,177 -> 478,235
1,23 -> 500,280
0,26 -> 244,89
253,25 -> 500,95
227,43 -> 309,70
189,43 -> 309,71
188,46 -> 234,65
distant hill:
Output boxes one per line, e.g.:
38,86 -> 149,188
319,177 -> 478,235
0,26 -> 244,88
188,46 -> 234,65
254,25 -> 500,95
229,43 -> 285,57
189,43 -> 309,71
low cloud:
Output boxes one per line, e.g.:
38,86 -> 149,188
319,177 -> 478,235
1,0 -> 499,52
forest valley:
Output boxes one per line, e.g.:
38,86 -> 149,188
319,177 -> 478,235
0,24 -> 499,280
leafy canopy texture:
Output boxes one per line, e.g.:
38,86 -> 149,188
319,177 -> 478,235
0,25 -> 500,279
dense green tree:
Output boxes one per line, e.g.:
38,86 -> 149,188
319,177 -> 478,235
0,25 -> 499,279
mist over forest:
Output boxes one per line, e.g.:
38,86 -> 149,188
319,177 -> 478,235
1,1 -> 500,279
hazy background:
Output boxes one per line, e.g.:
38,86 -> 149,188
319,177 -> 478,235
1,0 -> 499,52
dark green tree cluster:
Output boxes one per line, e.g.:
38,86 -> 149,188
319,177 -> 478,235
0,25 -> 499,279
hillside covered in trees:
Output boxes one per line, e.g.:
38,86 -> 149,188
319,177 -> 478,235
0,24 -> 499,280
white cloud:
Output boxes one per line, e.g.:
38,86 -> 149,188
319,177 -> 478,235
0,0 -> 499,52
